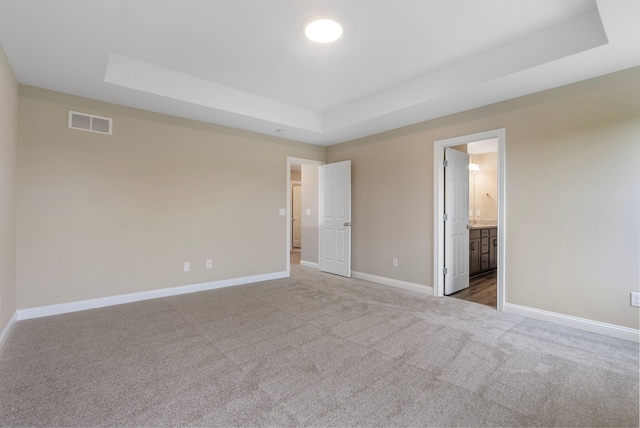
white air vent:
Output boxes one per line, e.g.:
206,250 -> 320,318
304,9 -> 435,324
68,111 -> 112,135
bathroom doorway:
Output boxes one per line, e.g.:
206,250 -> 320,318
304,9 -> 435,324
433,129 -> 506,311
450,139 -> 498,308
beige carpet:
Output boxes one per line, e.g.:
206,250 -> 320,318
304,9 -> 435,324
0,264 -> 638,427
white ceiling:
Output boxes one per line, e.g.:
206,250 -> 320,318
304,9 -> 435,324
1,0 -> 639,146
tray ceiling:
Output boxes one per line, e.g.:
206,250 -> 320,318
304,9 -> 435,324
1,0 -> 639,145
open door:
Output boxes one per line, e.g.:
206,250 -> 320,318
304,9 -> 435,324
444,148 -> 470,295
318,160 -> 351,277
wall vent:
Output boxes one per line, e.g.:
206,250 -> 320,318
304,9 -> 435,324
68,111 -> 112,135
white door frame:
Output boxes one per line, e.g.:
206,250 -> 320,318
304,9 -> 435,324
433,129 -> 506,311
286,157 -> 325,276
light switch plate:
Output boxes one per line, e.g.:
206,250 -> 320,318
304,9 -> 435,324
306,209 -> 311,215
279,208 -> 286,216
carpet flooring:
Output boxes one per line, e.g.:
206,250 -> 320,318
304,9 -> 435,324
0,264 -> 638,427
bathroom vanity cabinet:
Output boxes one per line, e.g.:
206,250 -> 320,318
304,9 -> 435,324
469,226 -> 497,277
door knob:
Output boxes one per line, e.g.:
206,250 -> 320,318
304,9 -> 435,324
343,222 -> 352,226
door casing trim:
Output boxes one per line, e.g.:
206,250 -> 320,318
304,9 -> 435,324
433,129 -> 506,311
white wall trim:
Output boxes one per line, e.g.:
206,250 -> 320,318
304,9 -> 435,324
299,260 -> 318,269
504,303 -> 640,342
352,271 -> 434,295
16,271 -> 288,321
0,312 -> 17,352
433,129 -> 506,311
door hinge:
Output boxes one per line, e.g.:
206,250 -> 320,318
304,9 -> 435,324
443,267 -> 448,275
443,213 -> 448,221
443,159 -> 449,168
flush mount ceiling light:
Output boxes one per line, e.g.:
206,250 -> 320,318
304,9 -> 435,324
304,18 -> 343,43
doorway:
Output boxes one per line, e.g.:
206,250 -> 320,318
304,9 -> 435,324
449,140 -> 498,308
286,157 -> 325,276
433,129 -> 506,311
290,165 -> 302,267
292,183 -> 302,250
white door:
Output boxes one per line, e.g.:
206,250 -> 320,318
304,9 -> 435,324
292,185 -> 302,248
444,148 -> 470,295
318,160 -> 351,277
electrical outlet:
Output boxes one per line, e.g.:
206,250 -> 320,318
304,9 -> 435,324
631,292 -> 640,307
476,210 -> 481,217
184,262 -> 190,272
206,260 -> 212,269
392,258 -> 398,268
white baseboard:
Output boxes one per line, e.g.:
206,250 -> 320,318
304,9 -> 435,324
504,303 -> 640,342
351,271 -> 433,295
299,260 -> 318,269
0,312 -> 17,352
17,271 -> 288,321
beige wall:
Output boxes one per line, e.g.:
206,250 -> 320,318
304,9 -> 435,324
17,86 -> 325,309
300,164 -> 319,264
327,67 -> 640,329
10,67 -> 640,330
469,152 -> 498,222
0,43 -> 18,333
290,170 -> 301,182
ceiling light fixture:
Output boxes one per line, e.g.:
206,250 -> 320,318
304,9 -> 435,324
304,18 -> 343,43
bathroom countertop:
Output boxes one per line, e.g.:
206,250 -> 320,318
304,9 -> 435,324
469,222 -> 497,229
